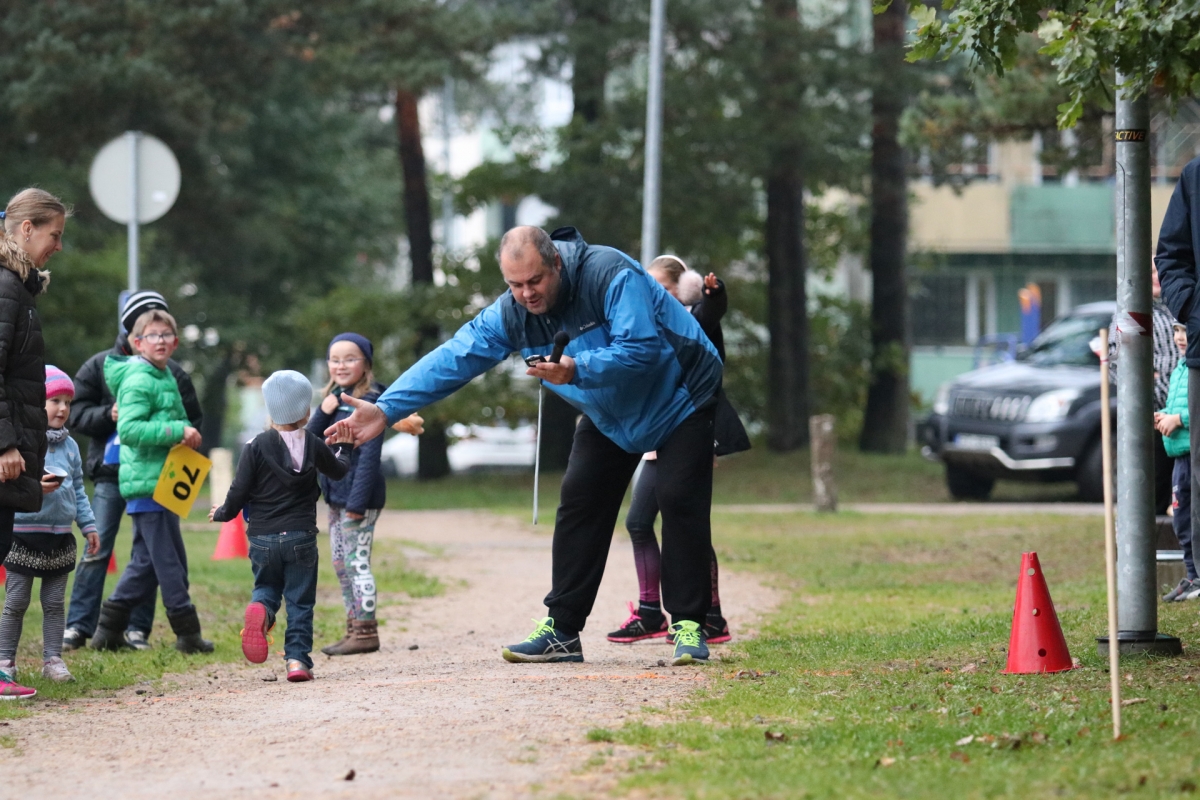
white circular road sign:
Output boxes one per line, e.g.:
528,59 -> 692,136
89,132 -> 180,225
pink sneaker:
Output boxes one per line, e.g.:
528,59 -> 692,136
241,602 -> 273,664
0,677 -> 35,700
286,660 -> 313,682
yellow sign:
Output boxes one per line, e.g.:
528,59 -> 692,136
152,444 -> 212,518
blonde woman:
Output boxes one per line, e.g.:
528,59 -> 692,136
0,188 -> 70,699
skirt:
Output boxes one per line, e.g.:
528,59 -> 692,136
4,532 -> 77,578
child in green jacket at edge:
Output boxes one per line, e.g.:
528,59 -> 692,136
1157,321 -> 1196,602
89,308 -> 214,653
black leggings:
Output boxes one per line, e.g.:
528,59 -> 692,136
544,408 -> 715,632
626,459 -> 721,609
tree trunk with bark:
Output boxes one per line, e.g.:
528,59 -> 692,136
859,0 -> 910,454
762,0 -> 810,452
396,86 -> 451,479
765,162 -> 810,451
533,1 -> 613,471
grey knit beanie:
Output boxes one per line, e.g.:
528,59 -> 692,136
262,370 -> 313,426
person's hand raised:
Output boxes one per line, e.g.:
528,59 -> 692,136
320,393 -> 340,414
703,272 -> 719,292
324,394 -> 386,446
393,413 -> 424,436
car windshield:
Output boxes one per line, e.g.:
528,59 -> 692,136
1019,313 -> 1111,367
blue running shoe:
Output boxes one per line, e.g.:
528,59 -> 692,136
502,618 -> 584,663
669,620 -> 709,666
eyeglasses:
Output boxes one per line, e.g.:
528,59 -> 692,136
136,333 -> 177,344
328,357 -> 364,367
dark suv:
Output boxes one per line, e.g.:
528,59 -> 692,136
918,301 -> 1120,502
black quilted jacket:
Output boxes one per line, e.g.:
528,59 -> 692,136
0,266 -> 47,512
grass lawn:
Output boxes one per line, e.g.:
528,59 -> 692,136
588,510 -> 1200,798
0,503 -> 439,717
384,445 -> 1081,512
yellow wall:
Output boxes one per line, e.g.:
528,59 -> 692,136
909,183 -> 1010,252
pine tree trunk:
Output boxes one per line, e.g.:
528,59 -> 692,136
396,86 -> 451,479
762,0 -> 810,452
765,164 -> 810,451
534,2 -> 613,471
859,0 -> 910,454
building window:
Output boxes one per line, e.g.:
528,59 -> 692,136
1069,275 -> 1114,307
912,275 -> 967,345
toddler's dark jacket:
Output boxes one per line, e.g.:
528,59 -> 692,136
212,429 -> 351,535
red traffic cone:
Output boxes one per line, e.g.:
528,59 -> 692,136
107,554 -> 118,574
1002,552 -> 1075,674
212,514 -> 249,560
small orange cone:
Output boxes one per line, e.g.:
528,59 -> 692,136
212,514 -> 249,560
1003,552 -> 1075,674
107,554 -> 118,574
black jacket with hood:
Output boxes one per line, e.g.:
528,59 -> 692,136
212,428 -> 351,535
68,334 -> 203,483
0,266 -> 49,512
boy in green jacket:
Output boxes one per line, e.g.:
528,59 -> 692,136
1157,321 -> 1196,602
90,309 -> 213,653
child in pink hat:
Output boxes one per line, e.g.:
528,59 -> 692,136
0,366 -> 99,689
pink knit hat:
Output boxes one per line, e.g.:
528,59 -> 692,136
45,366 -> 74,400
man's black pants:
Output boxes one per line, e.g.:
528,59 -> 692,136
544,406 -> 715,632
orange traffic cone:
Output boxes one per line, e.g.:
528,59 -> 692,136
212,514 -> 249,560
107,554 -> 118,574
1002,552 -> 1075,674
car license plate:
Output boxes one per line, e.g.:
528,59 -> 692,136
954,434 -> 999,451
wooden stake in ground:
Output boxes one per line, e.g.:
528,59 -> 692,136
1099,327 -> 1121,738
809,414 -> 837,512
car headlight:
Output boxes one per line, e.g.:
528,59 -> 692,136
1024,388 -> 1081,423
933,383 -> 951,416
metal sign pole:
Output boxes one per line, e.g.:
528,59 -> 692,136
126,131 -> 140,293
640,0 -> 665,267
1108,76 -> 1179,655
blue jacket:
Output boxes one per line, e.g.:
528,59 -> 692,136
14,433 -> 98,537
375,228 -> 724,453
1158,157 -> 1200,366
306,382 -> 386,513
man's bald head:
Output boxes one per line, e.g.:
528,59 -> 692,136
499,226 -> 563,315
499,226 -> 558,269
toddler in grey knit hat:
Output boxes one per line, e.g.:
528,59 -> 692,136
262,370 -> 313,427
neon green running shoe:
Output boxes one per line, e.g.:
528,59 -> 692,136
669,620 -> 709,666
502,617 -> 584,663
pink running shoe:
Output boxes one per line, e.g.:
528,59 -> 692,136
240,602 -> 273,664
286,660 -> 313,682
0,677 -> 35,700
606,601 -> 668,643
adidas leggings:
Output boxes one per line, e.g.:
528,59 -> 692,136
328,506 -> 380,621
625,459 -> 722,609
0,571 -> 68,661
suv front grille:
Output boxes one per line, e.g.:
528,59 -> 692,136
951,392 -> 1032,422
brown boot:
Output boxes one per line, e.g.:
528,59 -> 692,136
324,620 -> 379,656
320,617 -> 354,656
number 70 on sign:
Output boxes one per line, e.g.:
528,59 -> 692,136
152,444 -> 212,518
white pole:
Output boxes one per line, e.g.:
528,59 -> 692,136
640,0 -> 666,267
442,77 -> 455,253
126,130 -> 140,293
1100,327 -> 1121,738
533,385 -> 544,525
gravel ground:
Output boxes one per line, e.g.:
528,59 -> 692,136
0,509 -> 780,799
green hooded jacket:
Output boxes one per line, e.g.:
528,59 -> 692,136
104,355 -> 189,500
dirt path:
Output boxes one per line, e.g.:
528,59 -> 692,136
0,510 -> 781,799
